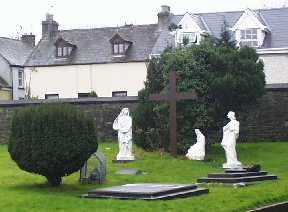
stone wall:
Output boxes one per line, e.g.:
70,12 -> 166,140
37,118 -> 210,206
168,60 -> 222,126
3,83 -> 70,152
240,85 -> 288,142
0,86 -> 287,144
0,97 -> 138,144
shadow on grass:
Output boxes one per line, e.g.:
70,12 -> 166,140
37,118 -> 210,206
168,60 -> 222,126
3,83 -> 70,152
7,181 -> 105,197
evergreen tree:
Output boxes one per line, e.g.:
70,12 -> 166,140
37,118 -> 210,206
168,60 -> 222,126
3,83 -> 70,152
134,39 -> 265,154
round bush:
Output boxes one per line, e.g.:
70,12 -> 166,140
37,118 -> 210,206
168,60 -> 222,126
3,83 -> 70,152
8,104 -> 98,186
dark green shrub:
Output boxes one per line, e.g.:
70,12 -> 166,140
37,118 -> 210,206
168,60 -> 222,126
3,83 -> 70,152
133,39 -> 265,154
8,104 -> 98,186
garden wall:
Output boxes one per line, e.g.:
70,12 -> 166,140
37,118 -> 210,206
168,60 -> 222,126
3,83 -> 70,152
0,85 -> 287,144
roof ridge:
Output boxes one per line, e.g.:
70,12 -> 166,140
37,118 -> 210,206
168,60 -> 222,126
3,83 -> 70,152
58,23 -> 158,33
0,37 -> 22,42
173,7 -> 288,17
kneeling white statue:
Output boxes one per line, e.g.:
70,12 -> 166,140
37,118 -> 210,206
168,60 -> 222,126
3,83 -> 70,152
113,108 -> 134,161
221,111 -> 242,169
186,129 -> 205,160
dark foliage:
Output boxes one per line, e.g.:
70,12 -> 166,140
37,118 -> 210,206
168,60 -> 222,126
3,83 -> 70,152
8,104 -> 98,186
133,39 -> 265,154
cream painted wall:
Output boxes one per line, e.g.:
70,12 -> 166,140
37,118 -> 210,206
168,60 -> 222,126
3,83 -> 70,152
259,54 -> 288,84
25,62 -> 147,99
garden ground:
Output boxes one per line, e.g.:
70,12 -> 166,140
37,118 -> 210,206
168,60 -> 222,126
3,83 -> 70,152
0,142 -> 287,212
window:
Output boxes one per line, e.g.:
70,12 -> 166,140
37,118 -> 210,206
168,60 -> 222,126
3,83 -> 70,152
18,69 -> 24,88
240,29 -> 258,47
113,43 -> 125,54
56,46 -> 73,58
45,94 -> 59,99
112,91 -> 127,97
78,93 -> 90,98
177,32 -> 197,44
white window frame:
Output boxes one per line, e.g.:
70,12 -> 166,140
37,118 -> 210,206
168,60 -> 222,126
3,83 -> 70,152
18,69 -> 24,88
177,32 -> 197,44
113,43 -> 125,54
240,28 -> 258,47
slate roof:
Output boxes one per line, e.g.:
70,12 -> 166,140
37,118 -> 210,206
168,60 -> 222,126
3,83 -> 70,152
171,7 -> 288,49
0,37 -> 33,66
26,24 -> 161,66
26,7 -> 288,67
0,76 -> 9,88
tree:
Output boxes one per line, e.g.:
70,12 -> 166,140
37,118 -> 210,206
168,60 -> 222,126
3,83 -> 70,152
9,104 -> 98,186
216,20 -> 237,49
133,39 -> 265,154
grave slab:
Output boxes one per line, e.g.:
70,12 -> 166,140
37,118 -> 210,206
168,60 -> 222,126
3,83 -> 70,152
112,160 -> 134,163
116,169 -> 142,175
82,183 -> 208,200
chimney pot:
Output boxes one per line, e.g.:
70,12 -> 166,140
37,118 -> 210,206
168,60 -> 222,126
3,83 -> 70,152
21,34 -> 35,47
161,5 -> 170,13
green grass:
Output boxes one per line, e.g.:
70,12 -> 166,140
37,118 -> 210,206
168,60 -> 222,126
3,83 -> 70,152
0,142 -> 288,212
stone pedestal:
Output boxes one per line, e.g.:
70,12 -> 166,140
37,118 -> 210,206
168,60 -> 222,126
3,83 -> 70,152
197,166 -> 277,184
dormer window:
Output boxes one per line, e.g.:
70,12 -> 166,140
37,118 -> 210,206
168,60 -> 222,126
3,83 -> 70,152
57,46 -> 73,57
173,13 -> 210,47
110,33 -> 132,56
177,32 -> 197,44
113,43 -> 124,54
55,37 -> 76,58
231,9 -> 270,48
240,28 -> 258,47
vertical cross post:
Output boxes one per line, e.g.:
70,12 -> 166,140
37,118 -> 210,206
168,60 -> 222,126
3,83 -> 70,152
149,71 -> 198,157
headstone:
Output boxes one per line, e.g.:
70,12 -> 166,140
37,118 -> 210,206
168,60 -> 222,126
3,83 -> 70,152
80,149 -> 107,184
82,183 -> 208,200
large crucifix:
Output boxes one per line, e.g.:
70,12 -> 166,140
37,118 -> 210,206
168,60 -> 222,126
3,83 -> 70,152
149,71 -> 198,157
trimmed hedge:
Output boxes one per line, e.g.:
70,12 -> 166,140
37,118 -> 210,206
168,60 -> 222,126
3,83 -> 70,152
8,104 -> 98,186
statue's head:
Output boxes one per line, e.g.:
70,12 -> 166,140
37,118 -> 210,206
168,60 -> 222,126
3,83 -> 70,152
227,111 -> 236,120
121,108 -> 129,116
195,129 -> 200,134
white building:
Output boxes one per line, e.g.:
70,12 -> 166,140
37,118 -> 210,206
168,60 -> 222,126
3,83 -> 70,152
24,6 -> 288,99
0,35 -> 34,100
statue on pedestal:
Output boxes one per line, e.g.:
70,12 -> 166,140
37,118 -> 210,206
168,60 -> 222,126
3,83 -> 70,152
221,111 -> 242,169
113,108 -> 134,161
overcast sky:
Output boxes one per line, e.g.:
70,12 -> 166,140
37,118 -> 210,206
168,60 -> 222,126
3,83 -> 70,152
1,0 -> 288,41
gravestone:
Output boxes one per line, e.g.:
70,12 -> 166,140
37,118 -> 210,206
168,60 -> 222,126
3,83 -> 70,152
82,183 -> 208,200
80,149 -> 107,184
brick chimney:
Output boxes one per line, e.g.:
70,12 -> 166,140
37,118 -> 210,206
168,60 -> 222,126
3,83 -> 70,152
42,13 -> 59,39
157,5 -> 171,30
21,33 -> 35,47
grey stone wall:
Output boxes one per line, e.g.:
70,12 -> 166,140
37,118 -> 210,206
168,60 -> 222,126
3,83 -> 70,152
0,96 -> 138,144
0,87 -> 287,144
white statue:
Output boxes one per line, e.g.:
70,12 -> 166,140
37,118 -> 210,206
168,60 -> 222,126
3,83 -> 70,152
113,108 -> 134,161
186,129 -> 205,160
221,111 -> 242,169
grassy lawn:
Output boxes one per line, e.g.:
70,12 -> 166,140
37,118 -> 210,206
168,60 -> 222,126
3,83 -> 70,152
0,142 -> 288,212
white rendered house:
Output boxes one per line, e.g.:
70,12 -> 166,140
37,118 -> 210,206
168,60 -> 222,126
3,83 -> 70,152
24,6 -> 288,99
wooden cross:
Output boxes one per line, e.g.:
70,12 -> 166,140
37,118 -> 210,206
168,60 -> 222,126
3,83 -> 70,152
149,71 -> 198,157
